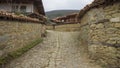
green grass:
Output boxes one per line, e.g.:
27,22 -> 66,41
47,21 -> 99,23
0,38 -> 43,66
45,30 -> 48,34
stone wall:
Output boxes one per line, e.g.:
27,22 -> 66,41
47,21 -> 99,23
78,3 -> 120,68
0,21 -> 45,57
46,24 -> 80,31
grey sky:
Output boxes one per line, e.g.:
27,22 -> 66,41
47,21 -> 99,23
42,0 -> 94,12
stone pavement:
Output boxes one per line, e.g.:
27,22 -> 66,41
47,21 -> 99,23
5,30 -> 101,68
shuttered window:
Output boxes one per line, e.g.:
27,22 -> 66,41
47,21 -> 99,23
12,5 -> 19,12
20,6 -> 26,13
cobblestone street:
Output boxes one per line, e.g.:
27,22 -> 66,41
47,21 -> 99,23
5,30 -> 101,68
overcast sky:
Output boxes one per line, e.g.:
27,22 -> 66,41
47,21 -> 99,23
42,0 -> 94,12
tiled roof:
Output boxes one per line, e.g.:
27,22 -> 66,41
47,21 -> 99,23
0,11 -> 45,23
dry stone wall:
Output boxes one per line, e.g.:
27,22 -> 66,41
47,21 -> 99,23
78,3 -> 120,68
0,21 -> 45,57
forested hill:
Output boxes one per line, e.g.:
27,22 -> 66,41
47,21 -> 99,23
46,10 -> 79,19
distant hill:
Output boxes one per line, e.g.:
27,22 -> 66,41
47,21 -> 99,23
46,10 -> 79,19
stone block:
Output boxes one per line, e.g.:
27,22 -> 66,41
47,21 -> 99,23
112,13 -> 120,18
108,33 -> 119,36
0,50 -> 4,57
106,15 -> 112,19
104,6 -> 114,12
109,37 -> 120,41
117,40 -> 120,44
99,36 -> 108,42
106,40 -> 117,45
106,22 -> 115,28
96,30 -> 105,35
106,10 -> 118,15
91,36 -> 100,42
89,30 -> 93,34
106,28 -> 118,34
90,24 -> 96,29
116,30 -> 120,35
0,35 -> 10,43
110,17 -> 120,22
114,23 -> 120,28
96,23 -> 104,29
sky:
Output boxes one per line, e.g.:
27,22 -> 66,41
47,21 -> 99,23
42,0 -> 94,12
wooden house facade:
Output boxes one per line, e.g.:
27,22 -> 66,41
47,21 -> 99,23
0,0 -> 45,15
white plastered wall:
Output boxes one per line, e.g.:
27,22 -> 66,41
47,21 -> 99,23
0,3 -> 34,13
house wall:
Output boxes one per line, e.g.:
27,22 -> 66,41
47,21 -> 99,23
0,21 -> 46,58
20,3 -> 34,13
0,3 -> 34,13
78,3 -> 120,68
0,4 -> 12,11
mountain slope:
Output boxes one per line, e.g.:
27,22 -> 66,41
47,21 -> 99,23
46,10 -> 79,19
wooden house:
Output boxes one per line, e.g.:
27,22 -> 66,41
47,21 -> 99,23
0,0 -> 45,15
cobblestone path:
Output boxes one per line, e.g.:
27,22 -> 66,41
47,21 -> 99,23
5,30 -> 101,68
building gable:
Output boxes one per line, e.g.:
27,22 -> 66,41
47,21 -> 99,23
0,0 -> 45,15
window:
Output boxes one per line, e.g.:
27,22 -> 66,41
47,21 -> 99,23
12,5 -> 19,12
20,6 -> 26,13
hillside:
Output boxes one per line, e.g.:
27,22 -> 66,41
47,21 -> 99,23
46,10 -> 79,19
